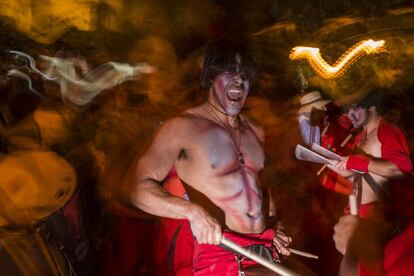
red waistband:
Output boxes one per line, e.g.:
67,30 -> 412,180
193,229 -> 275,275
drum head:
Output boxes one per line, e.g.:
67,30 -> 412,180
0,150 -> 76,225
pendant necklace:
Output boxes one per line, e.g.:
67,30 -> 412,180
206,102 -> 245,166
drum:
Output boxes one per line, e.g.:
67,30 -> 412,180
0,225 -> 70,276
37,187 -> 97,275
0,150 -> 76,225
0,150 -> 96,275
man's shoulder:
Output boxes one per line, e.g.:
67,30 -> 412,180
378,120 -> 407,141
162,106 -> 206,129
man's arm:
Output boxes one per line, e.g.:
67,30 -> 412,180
329,123 -> 412,179
330,156 -> 404,179
128,117 -> 222,244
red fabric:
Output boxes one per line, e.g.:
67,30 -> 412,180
358,202 -> 386,222
340,120 -> 413,276
376,121 -> 414,275
320,110 -> 355,192
154,219 -> 194,276
389,177 -> 414,229
346,155 -> 370,173
321,170 -> 352,194
154,168 -> 193,275
163,173 -> 187,198
321,170 -> 338,191
193,229 -> 275,276
384,222 -> 414,275
321,110 -> 353,152
343,202 -> 386,221
98,215 -> 157,275
357,203 -> 386,276
377,120 -> 413,174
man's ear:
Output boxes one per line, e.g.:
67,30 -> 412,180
368,106 -> 377,113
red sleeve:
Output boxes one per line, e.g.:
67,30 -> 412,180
337,114 -> 353,130
378,121 -> 413,174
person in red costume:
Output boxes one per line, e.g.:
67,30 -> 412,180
319,100 -> 357,194
328,89 -> 413,275
129,39 -> 292,275
296,90 -> 356,194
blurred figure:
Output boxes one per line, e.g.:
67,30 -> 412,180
297,91 -> 331,146
334,212 -> 414,276
328,88 -> 413,275
97,36 -> 180,275
297,90 -> 355,194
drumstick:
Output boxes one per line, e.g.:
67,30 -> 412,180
317,164 -> 327,175
289,248 -> 319,259
221,237 -> 299,276
348,194 -> 358,216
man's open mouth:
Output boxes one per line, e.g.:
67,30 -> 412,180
226,88 -> 244,101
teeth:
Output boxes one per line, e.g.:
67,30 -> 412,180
227,89 -> 243,101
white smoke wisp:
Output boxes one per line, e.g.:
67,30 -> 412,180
8,50 -> 156,106
7,69 -> 45,99
8,50 -> 58,80
40,55 -> 155,106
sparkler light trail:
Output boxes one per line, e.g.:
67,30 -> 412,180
289,39 -> 386,79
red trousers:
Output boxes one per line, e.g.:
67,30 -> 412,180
193,229 -> 275,276
154,218 -> 194,276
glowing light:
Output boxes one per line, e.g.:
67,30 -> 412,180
289,39 -> 386,79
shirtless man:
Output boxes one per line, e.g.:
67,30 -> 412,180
328,90 -> 412,275
129,39 -> 290,275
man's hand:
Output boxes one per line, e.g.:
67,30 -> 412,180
333,215 -> 359,255
273,223 -> 292,256
187,205 -> 222,245
327,157 -> 355,178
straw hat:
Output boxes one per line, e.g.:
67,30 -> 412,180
298,91 -> 331,114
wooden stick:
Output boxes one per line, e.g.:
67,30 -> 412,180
289,248 -> 319,259
348,194 -> 358,216
340,134 -> 352,148
221,237 -> 299,276
317,164 -> 327,175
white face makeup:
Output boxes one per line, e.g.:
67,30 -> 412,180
348,105 -> 369,128
211,55 -> 249,116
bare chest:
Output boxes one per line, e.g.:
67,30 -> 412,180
360,128 -> 382,158
180,124 -> 265,173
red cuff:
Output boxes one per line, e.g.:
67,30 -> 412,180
346,155 -> 370,173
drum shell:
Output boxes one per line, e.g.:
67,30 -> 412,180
0,226 -> 69,276
38,188 -> 97,275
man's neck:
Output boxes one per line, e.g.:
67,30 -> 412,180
206,96 -> 239,128
364,111 -> 382,134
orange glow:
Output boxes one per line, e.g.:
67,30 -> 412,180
0,151 -> 76,225
0,0 -> 98,44
289,39 -> 386,79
